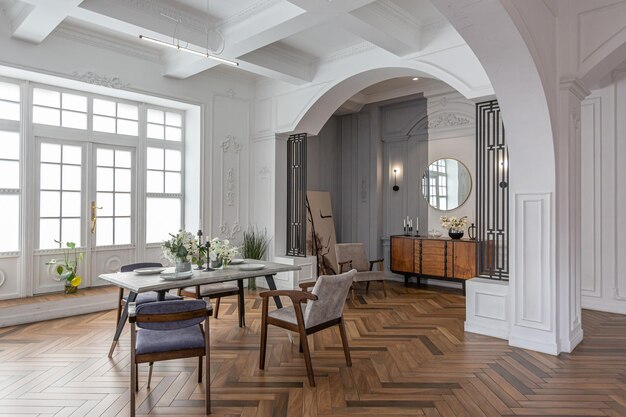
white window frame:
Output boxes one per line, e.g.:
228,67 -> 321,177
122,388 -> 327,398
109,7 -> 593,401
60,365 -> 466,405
144,105 -> 185,246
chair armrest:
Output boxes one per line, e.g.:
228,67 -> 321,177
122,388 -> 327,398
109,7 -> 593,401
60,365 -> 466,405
298,281 -> 317,291
369,259 -> 384,271
128,302 -> 137,322
259,290 -> 318,304
338,260 -> 352,273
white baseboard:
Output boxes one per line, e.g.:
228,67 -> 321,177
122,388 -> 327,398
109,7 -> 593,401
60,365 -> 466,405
560,327 -> 584,353
0,294 -> 117,327
582,298 -> 626,315
509,334 -> 558,355
464,321 -> 509,340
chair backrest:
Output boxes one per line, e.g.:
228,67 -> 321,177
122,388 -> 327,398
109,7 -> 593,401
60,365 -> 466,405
335,243 -> 368,272
121,262 -> 163,273
134,300 -> 208,330
304,269 -> 356,328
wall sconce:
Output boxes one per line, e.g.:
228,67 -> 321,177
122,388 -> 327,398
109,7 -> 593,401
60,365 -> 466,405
393,169 -> 400,191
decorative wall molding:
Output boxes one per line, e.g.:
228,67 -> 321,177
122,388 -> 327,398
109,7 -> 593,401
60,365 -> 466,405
219,221 -> 241,240
226,168 -> 236,206
220,134 -> 242,239
0,269 -> 5,287
427,112 -> 472,129
514,193 -> 552,332
104,256 -> 122,273
221,135 -> 242,153
259,166 -> 270,179
71,71 -> 130,89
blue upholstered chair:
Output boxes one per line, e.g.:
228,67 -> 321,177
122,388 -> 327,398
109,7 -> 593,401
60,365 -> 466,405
129,299 -> 212,416
109,263 -> 184,357
259,269 -> 356,386
115,263 -> 183,322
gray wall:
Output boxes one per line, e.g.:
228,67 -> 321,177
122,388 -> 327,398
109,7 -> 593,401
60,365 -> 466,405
307,94 -> 428,259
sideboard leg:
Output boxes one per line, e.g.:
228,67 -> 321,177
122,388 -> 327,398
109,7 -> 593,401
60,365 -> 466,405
462,281 -> 466,296
404,275 -> 409,287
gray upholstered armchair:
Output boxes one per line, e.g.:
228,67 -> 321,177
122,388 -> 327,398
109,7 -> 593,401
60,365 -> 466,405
259,269 -> 356,386
335,243 -> 387,298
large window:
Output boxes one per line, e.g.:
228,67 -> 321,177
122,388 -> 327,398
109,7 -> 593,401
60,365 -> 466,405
0,81 -> 20,253
145,107 -> 184,243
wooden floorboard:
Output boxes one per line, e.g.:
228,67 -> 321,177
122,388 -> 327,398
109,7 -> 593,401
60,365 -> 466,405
0,282 -> 625,416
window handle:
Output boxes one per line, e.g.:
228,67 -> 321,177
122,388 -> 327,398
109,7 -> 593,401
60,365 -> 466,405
91,201 -> 102,234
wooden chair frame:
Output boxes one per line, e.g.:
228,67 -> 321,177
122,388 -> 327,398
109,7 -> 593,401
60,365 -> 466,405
129,302 -> 212,416
338,258 -> 387,299
258,283 -> 352,387
178,282 -> 244,325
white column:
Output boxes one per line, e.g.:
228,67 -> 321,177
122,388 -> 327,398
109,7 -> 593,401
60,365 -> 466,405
556,77 -> 589,352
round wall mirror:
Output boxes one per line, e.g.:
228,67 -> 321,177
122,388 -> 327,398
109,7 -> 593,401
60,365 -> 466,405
422,158 -> 471,211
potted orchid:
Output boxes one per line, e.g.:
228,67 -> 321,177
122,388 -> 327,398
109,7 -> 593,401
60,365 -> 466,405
440,215 -> 468,239
162,230 -> 200,273
208,237 -> 238,269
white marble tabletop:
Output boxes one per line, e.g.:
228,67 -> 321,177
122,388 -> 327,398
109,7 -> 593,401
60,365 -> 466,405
98,260 -> 301,293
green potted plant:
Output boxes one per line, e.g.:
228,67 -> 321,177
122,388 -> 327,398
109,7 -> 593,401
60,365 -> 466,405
48,241 -> 84,294
241,228 -> 271,290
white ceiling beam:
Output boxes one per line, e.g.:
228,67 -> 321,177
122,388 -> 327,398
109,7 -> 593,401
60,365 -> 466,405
12,0 -> 84,43
163,0 -> 378,80
337,2 -> 421,57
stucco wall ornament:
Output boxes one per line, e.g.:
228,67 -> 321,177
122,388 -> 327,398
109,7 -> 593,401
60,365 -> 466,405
71,71 -> 129,89
427,112 -> 471,129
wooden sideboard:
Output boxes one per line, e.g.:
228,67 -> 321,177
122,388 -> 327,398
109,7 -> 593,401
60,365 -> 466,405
390,235 -> 477,294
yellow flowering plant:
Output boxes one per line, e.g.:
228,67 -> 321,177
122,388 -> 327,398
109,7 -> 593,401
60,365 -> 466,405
48,241 -> 84,294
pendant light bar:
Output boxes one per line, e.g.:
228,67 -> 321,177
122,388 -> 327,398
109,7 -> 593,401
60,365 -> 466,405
139,35 -> 239,67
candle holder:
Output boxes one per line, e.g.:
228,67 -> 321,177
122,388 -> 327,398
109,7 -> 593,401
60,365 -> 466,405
204,241 -> 214,271
196,230 -> 204,270
415,230 -> 420,237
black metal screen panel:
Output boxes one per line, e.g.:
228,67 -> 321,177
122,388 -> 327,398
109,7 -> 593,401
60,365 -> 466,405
286,133 -> 307,257
476,100 -> 509,280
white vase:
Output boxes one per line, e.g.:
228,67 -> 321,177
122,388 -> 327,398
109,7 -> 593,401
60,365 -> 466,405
175,260 -> 192,273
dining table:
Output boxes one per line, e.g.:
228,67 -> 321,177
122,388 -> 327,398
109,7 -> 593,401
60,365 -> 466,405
99,259 -> 301,357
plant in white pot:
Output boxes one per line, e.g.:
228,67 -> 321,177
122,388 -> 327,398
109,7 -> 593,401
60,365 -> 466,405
162,230 -> 200,273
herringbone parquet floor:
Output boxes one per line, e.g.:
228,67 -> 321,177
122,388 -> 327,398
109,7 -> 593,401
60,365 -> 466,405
1,282 -> 626,417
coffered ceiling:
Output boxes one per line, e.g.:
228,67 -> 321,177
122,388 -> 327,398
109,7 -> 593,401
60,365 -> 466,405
0,0 -> 474,87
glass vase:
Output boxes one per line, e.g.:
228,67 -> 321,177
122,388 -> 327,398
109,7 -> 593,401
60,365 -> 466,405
209,258 -> 223,269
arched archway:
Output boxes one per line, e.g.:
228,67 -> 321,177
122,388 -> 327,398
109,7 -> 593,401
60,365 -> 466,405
286,0 -> 570,354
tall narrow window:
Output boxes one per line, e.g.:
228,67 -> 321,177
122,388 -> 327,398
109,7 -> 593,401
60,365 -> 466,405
38,142 -> 83,249
0,81 -> 20,121
145,108 -> 184,243
286,133 -> 306,257
0,81 -> 20,253
96,147 -> 133,246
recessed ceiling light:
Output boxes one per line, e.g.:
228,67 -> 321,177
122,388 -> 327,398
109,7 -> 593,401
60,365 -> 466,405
412,77 -> 419,81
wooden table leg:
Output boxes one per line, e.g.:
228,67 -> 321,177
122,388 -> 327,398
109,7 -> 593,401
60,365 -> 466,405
264,274 -> 283,309
237,279 -> 245,328
109,291 -> 137,358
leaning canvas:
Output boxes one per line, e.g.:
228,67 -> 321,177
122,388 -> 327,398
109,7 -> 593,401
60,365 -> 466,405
306,191 -> 338,275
